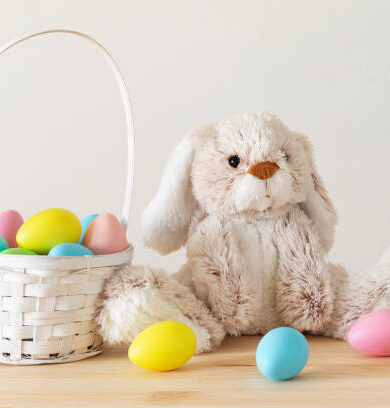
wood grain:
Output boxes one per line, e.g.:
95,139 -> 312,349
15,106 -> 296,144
0,335 -> 389,407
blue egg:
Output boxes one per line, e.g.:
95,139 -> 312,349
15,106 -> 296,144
0,236 -> 9,252
256,327 -> 309,381
78,213 -> 99,243
48,243 -> 94,257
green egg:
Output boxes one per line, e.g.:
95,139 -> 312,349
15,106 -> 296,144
1,248 -> 38,255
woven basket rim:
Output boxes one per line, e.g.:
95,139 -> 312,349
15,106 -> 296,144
0,245 -> 133,270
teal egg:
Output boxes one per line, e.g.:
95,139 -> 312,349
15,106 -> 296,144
78,214 -> 99,243
0,236 -> 9,252
48,243 -> 94,257
256,327 -> 309,381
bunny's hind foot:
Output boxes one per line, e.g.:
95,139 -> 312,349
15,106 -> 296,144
323,255 -> 390,340
95,265 -> 226,354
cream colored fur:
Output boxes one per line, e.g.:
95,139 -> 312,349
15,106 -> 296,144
96,112 -> 390,353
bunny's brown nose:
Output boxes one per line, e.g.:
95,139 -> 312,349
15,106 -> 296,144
248,161 -> 279,180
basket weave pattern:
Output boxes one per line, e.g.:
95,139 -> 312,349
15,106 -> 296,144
0,258 -> 131,364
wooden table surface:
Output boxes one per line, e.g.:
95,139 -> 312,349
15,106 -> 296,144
0,335 -> 389,407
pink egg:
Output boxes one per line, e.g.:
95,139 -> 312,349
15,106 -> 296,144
347,309 -> 390,356
82,213 -> 128,255
0,210 -> 24,248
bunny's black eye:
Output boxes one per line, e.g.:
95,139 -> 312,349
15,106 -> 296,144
228,155 -> 240,168
281,152 -> 289,161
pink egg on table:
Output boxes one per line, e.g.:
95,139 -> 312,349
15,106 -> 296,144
82,213 -> 128,255
0,210 -> 24,248
347,309 -> 390,356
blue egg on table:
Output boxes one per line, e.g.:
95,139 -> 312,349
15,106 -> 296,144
0,236 -> 9,252
48,243 -> 94,257
78,213 -> 99,243
256,327 -> 309,381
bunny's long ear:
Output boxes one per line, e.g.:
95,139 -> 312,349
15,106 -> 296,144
299,135 -> 338,253
141,126 -> 212,255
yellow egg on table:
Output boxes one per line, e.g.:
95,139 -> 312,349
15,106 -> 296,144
16,208 -> 82,255
128,321 -> 197,371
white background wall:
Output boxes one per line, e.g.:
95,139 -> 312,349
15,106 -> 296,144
0,0 -> 389,274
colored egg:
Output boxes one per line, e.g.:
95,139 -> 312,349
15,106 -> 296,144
1,248 -> 37,255
128,321 -> 197,371
16,208 -> 82,255
0,210 -> 24,248
0,237 -> 9,252
256,327 -> 309,381
347,309 -> 390,356
82,213 -> 127,255
78,214 -> 99,243
48,243 -> 94,257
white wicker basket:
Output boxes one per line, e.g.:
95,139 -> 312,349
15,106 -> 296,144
0,30 -> 135,365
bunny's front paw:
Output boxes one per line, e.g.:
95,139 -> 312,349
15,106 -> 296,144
277,278 -> 333,333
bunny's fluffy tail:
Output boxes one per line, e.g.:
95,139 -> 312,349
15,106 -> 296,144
323,248 -> 390,339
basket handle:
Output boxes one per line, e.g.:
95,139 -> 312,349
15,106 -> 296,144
0,29 -> 135,232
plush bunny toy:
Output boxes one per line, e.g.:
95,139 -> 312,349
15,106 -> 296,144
97,112 -> 390,353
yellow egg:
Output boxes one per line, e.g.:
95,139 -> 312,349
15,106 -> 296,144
128,321 -> 197,371
16,208 -> 82,255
